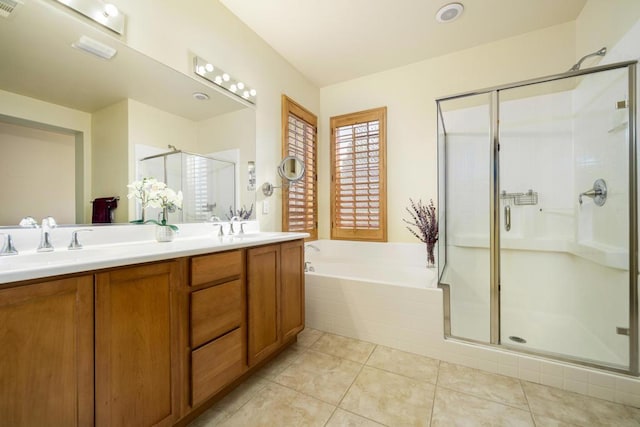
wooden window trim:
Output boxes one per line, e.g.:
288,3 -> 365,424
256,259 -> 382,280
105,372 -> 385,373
281,95 -> 318,241
330,106 -> 387,242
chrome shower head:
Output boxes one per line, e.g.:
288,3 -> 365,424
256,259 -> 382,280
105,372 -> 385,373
168,144 -> 178,151
569,47 -> 607,72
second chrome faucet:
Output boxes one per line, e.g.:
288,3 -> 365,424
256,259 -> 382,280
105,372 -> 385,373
37,216 -> 57,252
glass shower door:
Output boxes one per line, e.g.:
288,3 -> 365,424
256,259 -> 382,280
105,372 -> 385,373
439,93 -> 492,343
498,68 -> 631,369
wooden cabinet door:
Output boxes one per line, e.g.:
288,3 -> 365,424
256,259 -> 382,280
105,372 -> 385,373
280,240 -> 305,342
95,261 -> 181,427
247,244 -> 281,366
0,276 -> 94,427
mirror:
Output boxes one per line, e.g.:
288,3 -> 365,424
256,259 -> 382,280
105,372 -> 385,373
0,0 -> 256,226
278,156 -> 306,182
262,156 -> 305,197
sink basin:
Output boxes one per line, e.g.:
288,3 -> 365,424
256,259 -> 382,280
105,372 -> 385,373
0,244 -> 128,269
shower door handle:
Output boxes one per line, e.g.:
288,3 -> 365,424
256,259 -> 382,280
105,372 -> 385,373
504,205 -> 511,232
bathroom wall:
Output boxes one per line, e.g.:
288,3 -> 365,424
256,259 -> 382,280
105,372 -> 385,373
575,0 -> 640,65
92,100 -> 129,223
106,0 -> 320,232
319,1 -> 640,243
319,22 -> 577,242
0,89 -> 92,223
0,122 -> 75,224
197,109 -> 256,218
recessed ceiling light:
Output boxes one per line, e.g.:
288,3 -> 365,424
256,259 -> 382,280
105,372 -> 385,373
435,2 -> 464,23
192,92 -> 210,101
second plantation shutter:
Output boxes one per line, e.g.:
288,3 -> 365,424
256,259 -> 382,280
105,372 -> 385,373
330,107 -> 387,241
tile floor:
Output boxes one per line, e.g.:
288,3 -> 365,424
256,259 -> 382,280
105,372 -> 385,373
190,328 -> 640,426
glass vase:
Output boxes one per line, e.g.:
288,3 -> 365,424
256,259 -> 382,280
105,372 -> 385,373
155,225 -> 175,242
426,242 -> 436,268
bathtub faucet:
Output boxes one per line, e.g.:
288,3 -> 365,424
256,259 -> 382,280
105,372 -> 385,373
304,261 -> 315,272
305,243 -> 320,253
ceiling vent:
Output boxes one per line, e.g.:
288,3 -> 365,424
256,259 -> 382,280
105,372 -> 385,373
0,0 -> 22,19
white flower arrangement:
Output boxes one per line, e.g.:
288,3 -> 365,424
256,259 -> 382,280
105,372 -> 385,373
127,177 -> 183,230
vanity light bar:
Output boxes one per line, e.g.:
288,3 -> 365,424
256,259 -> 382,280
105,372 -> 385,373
193,56 -> 256,105
54,0 -> 125,35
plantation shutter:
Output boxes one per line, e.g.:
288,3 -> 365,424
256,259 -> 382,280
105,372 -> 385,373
330,107 -> 387,242
185,154 -> 209,221
282,95 -> 318,240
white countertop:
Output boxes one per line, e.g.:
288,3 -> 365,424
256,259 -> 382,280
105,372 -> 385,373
0,222 -> 308,284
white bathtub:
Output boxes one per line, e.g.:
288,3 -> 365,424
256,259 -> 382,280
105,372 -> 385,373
304,240 -> 443,355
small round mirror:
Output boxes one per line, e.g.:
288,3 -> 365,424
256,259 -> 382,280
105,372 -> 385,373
277,156 -> 305,182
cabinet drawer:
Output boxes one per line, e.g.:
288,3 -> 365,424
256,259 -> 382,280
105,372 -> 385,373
191,328 -> 244,406
191,279 -> 243,348
191,250 -> 242,287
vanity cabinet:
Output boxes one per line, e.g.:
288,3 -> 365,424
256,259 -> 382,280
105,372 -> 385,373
0,275 -> 94,427
95,261 -> 182,427
247,239 -> 305,366
189,250 -> 247,407
0,237 -> 305,427
280,240 -> 305,342
247,244 -> 281,366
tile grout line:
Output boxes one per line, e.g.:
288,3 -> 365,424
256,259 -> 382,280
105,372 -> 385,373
518,379 -> 540,427
429,359 -> 441,426
330,343 -> 379,423
212,379 -> 271,426
435,382 -> 532,413
320,342 -> 380,427
218,337 -> 322,426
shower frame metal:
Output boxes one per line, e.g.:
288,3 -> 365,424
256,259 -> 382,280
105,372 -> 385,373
436,60 -> 639,376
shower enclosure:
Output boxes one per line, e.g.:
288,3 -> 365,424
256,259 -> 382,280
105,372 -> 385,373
138,150 -> 236,223
437,61 -> 638,375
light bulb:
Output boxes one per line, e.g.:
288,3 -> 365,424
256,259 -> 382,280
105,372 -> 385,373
214,76 -> 223,85
249,89 -> 257,97
222,73 -> 230,82
104,3 -> 119,17
230,84 -> 237,93
243,90 -> 249,98
196,65 -> 206,75
237,82 -> 245,90
205,63 -> 214,72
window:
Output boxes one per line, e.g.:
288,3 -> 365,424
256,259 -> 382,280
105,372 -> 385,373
330,107 -> 387,241
282,95 -> 318,240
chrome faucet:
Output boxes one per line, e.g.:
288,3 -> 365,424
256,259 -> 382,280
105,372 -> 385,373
0,233 -> 18,256
212,222 -> 225,237
37,216 -> 57,252
68,229 -> 93,250
229,216 -> 241,235
304,261 -> 315,272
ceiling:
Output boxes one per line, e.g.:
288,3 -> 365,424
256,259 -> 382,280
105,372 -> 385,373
220,0 -> 587,87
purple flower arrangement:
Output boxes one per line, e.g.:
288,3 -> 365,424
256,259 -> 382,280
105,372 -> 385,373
403,198 -> 438,267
